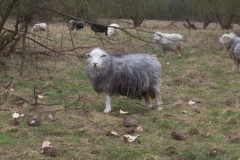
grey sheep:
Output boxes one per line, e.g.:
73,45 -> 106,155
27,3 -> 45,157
32,23 -> 47,32
86,48 -> 163,113
154,31 -> 183,57
219,32 -> 240,72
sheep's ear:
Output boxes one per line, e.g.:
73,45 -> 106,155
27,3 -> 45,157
101,54 -> 107,58
86,53 -> 91,58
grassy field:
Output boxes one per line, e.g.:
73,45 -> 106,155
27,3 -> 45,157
0,20 -> 240,160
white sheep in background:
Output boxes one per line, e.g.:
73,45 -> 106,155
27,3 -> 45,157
32,23 -> 47,32
154,31 -> 183,57
107,23 -> 119,38
86,48 -> 163,113
219,32 -> 240,72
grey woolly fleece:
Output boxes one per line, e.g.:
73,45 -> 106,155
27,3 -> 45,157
227,34 -> 240,51
87,53 -> 161,99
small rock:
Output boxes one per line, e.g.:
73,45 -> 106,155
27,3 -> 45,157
172,131 -> 186,141
120,110 -> 128,114
106,130 -> 120,137
48,114 -> 55,121
9,118 -> 19,125
9,112 -> 20,125
28,114 -> 42,126
37,95 -> 44,99
42,141 -> 52,148
42,146 -> 57,157
12,112 -> 20,119
136,126 -> 144,132
188,100 -> 196,105
123,116 -> 138,127
123,135 -> 139,143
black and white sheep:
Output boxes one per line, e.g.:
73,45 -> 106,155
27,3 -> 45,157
154,31 -> 183,57
32,23 -> 47,32
219,32 -> 240,72
107,23 -> 119,38
90,23 -> 108,36
69,20 -> 84,30
86,48 -> 163,113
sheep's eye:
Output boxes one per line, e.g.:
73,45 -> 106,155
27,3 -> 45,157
101,54 -> 107,58
86,54 -> 91,58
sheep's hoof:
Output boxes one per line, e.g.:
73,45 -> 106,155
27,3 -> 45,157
145,105 -> 153,110
104,108 -> 111,113
157,107 -> 163,111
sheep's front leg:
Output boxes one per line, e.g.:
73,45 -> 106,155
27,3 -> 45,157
144,95 -> 152,109
162,48 -> 166,57
155,82 -> 163,111
104,94 -> 112,113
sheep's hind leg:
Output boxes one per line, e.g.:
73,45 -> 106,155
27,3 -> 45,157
144,95 -> 152,109
177,45 -> 182,57
232,58 -> 237,72
104,95 -> 112,113
237,60 -> 240,73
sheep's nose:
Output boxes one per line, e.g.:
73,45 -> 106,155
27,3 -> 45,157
93,63 -> 97,67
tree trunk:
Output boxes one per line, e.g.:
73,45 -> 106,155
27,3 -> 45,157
185,17 -> 197,30
132,17 -> 144,27
0,0 -> 19,32
4,18 -> 23,56
19,21 -> 28,77
216,15 -> 233,30
203,20 -> 211,29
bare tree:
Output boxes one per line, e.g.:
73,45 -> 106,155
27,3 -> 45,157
215,0 -> 239,29
117,0 -> 151,27
0,0 -> 19,53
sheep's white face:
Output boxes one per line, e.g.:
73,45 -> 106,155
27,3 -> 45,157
32,26 -> 35,32
219,34 -> 232,45
87,48 -> 108,70
153,33 -> 160,42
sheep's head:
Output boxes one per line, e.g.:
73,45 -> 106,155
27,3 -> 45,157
219,33 -> 235,46
86,48 -> 108,70
153,32 -> 162,42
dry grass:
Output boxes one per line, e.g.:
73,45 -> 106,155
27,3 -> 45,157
0,19 -> 240,160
